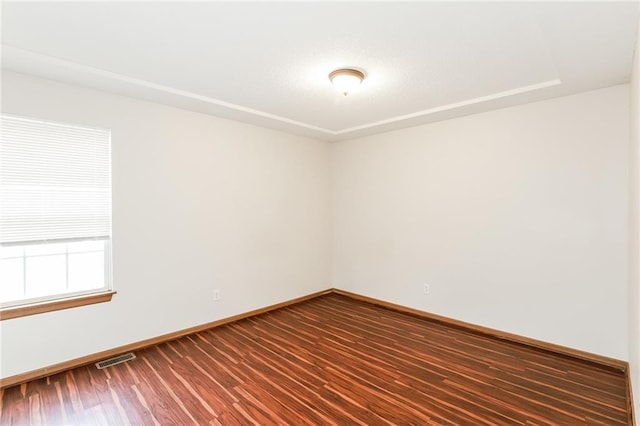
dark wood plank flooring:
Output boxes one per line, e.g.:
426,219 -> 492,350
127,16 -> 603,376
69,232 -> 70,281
0,293 -> 630,425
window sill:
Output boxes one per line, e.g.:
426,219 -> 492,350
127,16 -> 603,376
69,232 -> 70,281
0,291 -> 116,321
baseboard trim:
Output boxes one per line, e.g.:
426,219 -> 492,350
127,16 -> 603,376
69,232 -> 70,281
332,288 -> 629,372
0,289 -> 332,389
627,367 -> 637,426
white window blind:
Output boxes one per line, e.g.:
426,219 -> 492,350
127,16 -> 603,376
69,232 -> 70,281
0,115 -> 111,245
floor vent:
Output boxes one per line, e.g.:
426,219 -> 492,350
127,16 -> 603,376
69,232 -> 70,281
95,352 -> 136,369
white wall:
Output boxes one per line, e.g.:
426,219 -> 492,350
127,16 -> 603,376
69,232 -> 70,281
0,69 -> 632,379
629,16 -> 640,423
331,86 -> 629,360
0,71 -> 331,379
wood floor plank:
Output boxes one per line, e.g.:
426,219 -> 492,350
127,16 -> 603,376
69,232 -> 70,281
0,293 -> 631,424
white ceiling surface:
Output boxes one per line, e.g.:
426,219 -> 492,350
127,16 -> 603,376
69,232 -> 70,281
1,2 -> 638,142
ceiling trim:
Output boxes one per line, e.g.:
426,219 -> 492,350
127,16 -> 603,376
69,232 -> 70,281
335,79 -> 562,135
1,45 -> 331,134
3,45 -> 561,138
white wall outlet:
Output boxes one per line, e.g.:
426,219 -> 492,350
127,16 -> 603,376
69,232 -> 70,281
423,284 -> 430,295
213,289 -> 221,301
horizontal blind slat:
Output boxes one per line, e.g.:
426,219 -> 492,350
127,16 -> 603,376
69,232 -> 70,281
0,114 -> 111,244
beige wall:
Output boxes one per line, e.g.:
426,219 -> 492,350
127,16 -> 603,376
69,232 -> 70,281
0,71 -> 331,378
331,85 -> 630,360
629,16 -> 640,423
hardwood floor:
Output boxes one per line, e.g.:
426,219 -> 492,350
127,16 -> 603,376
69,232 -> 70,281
0,293 -> 630,425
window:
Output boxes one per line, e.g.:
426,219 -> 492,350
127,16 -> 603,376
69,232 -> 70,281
0,114 -> 113,317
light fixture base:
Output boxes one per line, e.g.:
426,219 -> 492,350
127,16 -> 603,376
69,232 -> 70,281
329,68 -> 366,96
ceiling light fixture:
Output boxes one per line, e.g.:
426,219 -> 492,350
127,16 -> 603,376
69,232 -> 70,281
329,68 -> 365,96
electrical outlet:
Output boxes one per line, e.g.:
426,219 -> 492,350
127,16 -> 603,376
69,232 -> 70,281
423,284 -> 430,295
213,289 -> 221,301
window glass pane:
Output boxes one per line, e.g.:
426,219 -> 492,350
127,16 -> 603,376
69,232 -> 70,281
25,242 -> 67,257
25,254 -> 66,298
68,240 -> 104,253
0,246 -> 24,259
0,258 -> 24,302
68,251 -> 104,291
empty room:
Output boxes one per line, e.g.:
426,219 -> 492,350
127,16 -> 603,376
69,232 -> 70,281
1,1 -> 640,424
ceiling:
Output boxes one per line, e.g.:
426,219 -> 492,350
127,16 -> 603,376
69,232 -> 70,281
1,2 -> 638,142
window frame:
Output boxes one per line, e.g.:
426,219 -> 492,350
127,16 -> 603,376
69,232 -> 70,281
0,114 -> 114,320
0,290 -> 116,320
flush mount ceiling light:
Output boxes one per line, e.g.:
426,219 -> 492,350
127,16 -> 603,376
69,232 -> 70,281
329,68 -> 366,96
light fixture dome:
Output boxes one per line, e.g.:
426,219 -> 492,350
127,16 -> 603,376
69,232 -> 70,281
329,68 -> 365,96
